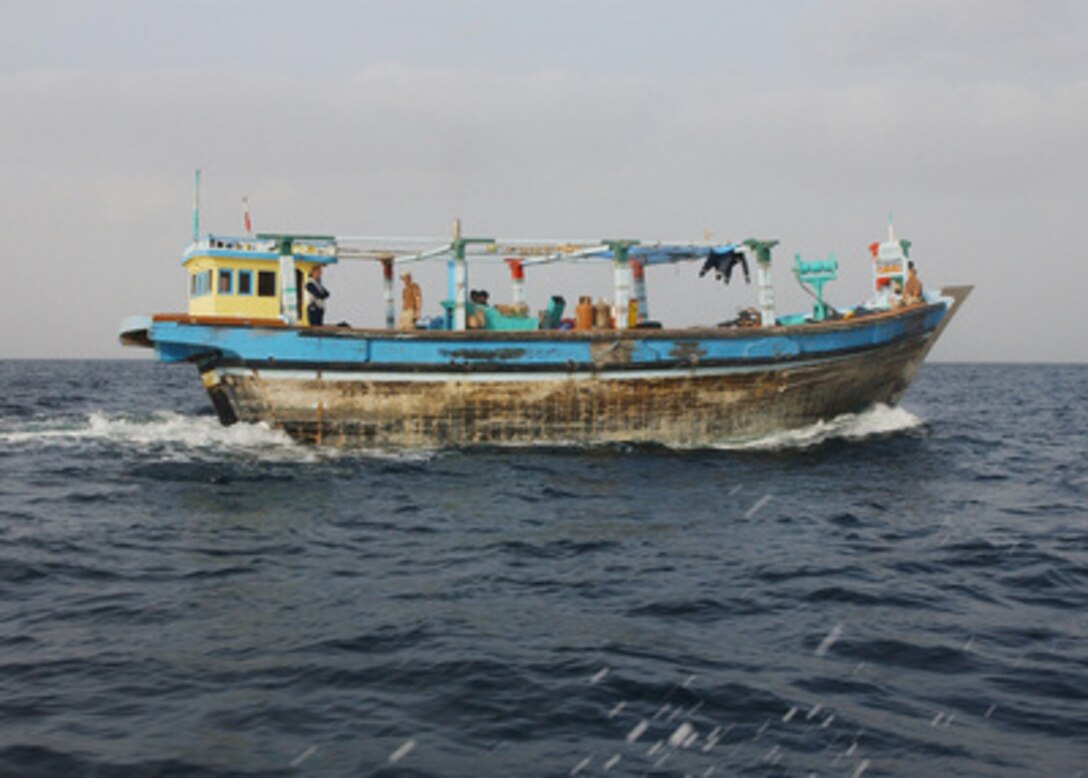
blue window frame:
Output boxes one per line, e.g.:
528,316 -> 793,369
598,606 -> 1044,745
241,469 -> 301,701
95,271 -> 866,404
237,269 -> 253,295
190,271 -> 211,296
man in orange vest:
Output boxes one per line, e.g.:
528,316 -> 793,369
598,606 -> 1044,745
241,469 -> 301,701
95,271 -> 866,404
903,261 -> 923,305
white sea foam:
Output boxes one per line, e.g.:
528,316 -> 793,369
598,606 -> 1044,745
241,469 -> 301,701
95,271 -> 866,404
90,412 -> 298,451
0,411 -> 433,463
715,404 -> 924,452
0,403 -> 919,458
1,411 -> 287,447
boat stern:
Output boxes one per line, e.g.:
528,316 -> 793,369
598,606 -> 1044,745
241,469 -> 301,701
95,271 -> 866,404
118,315 -> 153,349
118,314 -> 225,363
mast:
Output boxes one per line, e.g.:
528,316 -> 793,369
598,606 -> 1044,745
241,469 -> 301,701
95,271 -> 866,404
192,168 -> 201,243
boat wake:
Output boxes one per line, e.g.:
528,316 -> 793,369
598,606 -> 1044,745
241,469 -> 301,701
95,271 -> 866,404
0,405 -> 922,460
715,404 -> 924,452
0,411 -> 442,464
0,411 -> 319,462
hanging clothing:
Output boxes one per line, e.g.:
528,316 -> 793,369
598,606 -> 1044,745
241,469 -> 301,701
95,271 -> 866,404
699,249 -> 750,285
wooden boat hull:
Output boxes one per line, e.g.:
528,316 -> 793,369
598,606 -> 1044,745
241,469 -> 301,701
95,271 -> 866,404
138,286 -> 968,449
203,334 -> 924,447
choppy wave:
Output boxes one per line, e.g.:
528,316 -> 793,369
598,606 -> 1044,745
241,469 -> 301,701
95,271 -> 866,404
2,363 -> 1087,777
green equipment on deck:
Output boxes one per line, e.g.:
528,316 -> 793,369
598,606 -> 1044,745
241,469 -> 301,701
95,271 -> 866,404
793,254 -> 838,322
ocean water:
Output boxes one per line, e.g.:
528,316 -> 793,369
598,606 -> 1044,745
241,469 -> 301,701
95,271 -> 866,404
0,360 -> 1086,777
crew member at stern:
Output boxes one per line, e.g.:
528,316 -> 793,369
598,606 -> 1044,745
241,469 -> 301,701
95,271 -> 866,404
305,266 -> 330,326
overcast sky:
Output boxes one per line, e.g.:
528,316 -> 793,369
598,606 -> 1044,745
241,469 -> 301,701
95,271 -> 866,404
2,0 -> 1086,361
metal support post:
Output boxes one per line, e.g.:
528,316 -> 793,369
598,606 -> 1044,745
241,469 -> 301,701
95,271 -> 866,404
603,239 -> 639,330
277,236 -> 298,325
631,259 -> 648,323
743,239 -> 779,328
506,258 -> 526,307
450,219 -> 494,331
381,256 -> 395,329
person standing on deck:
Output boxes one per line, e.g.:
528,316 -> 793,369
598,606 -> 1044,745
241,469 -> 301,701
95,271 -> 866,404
305,266 -> 330,326
903,261 -> 923,305
399,272 -> 422,330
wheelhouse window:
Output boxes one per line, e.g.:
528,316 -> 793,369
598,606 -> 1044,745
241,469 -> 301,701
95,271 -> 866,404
190,270 -> 213,296
257,270 -> 277,297
218,269 -> 233,294
237,270 -> 253,295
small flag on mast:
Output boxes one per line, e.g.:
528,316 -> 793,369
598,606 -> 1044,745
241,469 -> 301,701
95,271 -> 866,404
242,196 -> 252,235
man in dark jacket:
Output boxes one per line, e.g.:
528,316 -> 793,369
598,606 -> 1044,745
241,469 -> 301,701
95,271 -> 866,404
305,266 -> 330,326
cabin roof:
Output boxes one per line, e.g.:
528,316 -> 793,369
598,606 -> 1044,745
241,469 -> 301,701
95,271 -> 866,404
182,234 -> 339,266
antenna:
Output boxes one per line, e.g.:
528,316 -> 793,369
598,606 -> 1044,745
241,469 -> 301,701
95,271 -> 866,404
192,168 -> 201,242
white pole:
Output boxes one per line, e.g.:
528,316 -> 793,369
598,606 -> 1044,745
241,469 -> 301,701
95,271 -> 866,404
382,258 -> 395,329
613,258 -> 631,330
507,259 -> 526,307
742,240 -> 779,329
453,218 -> 466,331
280,252 -> 298,325
757,259 -> 775,327
454,261 -> 467,331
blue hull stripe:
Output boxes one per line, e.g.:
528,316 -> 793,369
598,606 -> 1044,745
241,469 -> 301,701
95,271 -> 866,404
211,341 -> 924,384
145,303 -> 947,370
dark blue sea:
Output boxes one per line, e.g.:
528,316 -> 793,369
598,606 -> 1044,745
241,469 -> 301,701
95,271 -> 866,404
1,360 -> 1085,777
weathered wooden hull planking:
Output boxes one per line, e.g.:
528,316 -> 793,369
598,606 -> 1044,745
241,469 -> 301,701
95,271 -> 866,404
199,322 -> 941,449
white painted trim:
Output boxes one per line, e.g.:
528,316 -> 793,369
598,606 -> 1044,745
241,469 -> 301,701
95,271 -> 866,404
211,351 -> 873,385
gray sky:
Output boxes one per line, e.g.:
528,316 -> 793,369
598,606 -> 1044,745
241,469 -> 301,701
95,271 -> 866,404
2,0 -> 1086,361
